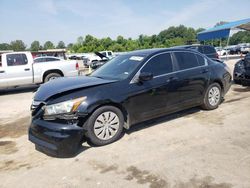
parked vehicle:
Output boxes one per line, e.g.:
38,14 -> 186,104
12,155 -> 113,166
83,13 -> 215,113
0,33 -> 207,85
225,45 -> 241,55
234,53 -> 250,86
100,51 -> 115,59
240,44 -> 250,54
83,51 -> 114,67
29,48 -> 232,156
177,44 -> 219,60
90,52 -> 110,69
82,53 -> 103,67
215,47 -> 228,56
34,56 -> 63,63
32,49 -> 67,60
0,52 -> 78,89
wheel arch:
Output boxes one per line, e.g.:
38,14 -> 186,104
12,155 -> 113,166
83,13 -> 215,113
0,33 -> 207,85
212,79 -> 224,95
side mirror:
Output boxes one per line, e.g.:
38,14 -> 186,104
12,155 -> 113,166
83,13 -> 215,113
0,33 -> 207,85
139,72 -> 153,81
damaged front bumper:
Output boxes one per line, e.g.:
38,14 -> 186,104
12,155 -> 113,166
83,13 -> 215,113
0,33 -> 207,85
29,118 -> 85,157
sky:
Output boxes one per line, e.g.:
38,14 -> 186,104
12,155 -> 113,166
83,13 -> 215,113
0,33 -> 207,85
0,0 -> 250,46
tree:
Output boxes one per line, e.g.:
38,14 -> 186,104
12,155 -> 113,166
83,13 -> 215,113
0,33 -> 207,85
43,41 -> 55,50
67,43 -> 73,49
30,41 -> 40,51
10,40 -> 26,51
57,41 -> 66,49
0,43 -> 11,50
101,37 -> 113,49
85,35 -> 95,43
196,28 -> 205,33
230,31 -> 250,45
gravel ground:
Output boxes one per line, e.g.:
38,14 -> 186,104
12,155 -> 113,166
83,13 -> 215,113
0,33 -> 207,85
0,59 -> 250,188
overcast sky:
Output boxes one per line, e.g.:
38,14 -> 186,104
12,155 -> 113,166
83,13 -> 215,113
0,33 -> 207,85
0,0 -> 249,46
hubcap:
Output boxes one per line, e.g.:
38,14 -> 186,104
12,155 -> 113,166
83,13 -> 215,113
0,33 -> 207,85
94,111 -> 120,140
208,86 -> 220,106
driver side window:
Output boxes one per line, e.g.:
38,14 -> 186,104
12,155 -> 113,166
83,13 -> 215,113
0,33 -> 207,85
141,53 -> 173,76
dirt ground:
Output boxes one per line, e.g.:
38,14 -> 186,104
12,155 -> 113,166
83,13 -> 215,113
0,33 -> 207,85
0,59 -> 250,188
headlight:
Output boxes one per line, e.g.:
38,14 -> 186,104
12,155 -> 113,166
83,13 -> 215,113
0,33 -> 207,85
44,97 -> 86,116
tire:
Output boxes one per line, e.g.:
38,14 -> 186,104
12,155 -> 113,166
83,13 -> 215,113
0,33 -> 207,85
201,83 -> 222,110
85,106 -> 124,146
44,73 -> 62,83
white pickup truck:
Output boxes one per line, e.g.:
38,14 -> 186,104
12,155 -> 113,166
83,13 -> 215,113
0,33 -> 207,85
0,51 -> 79,89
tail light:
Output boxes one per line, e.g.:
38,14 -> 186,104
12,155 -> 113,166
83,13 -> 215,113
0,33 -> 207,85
76,62 -> 79,70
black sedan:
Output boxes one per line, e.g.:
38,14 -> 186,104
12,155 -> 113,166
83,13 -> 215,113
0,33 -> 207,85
234,53 -> 250,86
29,48 -> 232,156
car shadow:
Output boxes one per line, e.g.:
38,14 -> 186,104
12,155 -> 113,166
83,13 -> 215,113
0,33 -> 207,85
35,144 -> 91,158
0,85 -> 39,95
125,107 -> 201,135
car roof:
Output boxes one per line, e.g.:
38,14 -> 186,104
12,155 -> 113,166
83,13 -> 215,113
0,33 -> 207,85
174,44 -> 214,48
34,56 -> 60,60
124,47 -> 201,57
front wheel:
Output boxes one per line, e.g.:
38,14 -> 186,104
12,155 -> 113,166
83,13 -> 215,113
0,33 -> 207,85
201,83 -> 222,110
85,106 -> 124,146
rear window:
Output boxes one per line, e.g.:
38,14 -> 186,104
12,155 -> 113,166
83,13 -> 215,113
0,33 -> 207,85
196,54 -> 206,66
46,58 -> 58,62
6,54 -> 28,66
203,46 -> 216,54
174,52 -> 199,70
34,58 -> 43,63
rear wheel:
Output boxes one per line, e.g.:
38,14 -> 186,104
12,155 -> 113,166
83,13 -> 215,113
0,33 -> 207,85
44,73 -> 62,82
85,106 -> 124,146
201,83 -> 222,110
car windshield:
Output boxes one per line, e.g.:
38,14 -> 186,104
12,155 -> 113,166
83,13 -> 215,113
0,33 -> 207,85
90,54 -> 145,80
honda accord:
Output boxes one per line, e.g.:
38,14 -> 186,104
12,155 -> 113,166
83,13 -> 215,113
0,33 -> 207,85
29,48 -> 232,156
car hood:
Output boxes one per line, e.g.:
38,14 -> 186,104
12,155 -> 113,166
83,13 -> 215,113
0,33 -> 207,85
34,76 -> 116,101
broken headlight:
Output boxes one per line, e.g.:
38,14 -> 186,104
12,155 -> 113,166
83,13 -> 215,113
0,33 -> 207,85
43,97 -> 86,116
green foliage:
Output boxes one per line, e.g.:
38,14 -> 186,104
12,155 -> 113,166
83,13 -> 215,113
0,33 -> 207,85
0,43 -> 11,50
57,41 -> 66,49
30,40 -> 40,51
43,41 -> 55,50
10,40 -> 26,51
69,25 -> 204,53
230,31 -> 250,45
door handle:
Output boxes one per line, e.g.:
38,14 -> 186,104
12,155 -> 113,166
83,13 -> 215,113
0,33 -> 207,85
24,68 -> 30,71
201,68 -> 209,74
166,76 -> 178,83
0,70 -> 5,73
